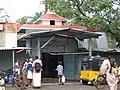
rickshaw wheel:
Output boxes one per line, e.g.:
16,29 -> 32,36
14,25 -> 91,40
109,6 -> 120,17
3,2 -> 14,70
95,75 -> 106,89
92,79 -> 97,86
82,80 -> 88,84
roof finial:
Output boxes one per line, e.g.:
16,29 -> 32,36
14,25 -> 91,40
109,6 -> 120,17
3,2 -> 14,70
46,9 -> 54,14
47,9 -> 50,13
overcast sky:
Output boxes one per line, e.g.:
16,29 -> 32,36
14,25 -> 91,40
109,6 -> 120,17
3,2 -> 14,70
0,0 -> 45,22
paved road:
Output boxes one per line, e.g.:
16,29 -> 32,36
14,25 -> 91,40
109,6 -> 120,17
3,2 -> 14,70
6,83 -> 110,90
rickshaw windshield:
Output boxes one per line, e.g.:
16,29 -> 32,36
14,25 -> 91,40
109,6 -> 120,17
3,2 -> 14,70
91,60 -> 102,71
81,60 -> 103,71
81,62 -> 89,70
81,56 -> 106,71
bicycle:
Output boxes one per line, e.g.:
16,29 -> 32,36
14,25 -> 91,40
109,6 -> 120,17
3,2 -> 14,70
94,74 -> 107,90
12,72 -> 26,90
0,78 -> 6,90
94,74 -> 120,90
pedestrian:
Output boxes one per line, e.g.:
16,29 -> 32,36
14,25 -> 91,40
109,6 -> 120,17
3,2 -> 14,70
22,59 -> 29,72
118,66 -> 120,75
22,59 -> 29,87
27,58 -> 33,85
106,60 -> 119,90
99,56 -> 111,75
56,61 -> 64,85
100,56 -> 119,90
14,60 -> 20,75
32,56 -> 42,88
0,74 -> 5,90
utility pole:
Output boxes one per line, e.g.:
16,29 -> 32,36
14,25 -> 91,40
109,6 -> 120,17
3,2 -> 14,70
45,0 -> 48,13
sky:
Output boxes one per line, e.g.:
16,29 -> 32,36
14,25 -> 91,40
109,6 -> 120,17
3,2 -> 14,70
0,0 -> 45,22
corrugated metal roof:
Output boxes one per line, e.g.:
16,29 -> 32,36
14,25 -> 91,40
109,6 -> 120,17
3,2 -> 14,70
19,28 -> 101,40
0,47 -> 31,50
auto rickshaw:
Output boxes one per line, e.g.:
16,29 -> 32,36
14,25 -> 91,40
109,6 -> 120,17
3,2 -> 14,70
80,56 -> 107,84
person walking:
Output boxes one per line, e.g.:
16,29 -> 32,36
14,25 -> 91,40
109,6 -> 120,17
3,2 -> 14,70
106,60 -> 119,90
27,58 -> 33,85
56,61 -> 64,85
99,56 -> 111,75
100,56 -> 119,90
118,66 -> 120,75
32,56 -> 42,88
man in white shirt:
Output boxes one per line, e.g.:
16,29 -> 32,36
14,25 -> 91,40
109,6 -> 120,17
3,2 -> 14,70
32,56 -> 42,88
100,56 -> 111,75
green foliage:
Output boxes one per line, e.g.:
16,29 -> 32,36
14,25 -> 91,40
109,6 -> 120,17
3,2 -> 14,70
16,12 -> 43,24
30,12 -> 43,23
47,0 -> 120,47
16,17 -> 27,24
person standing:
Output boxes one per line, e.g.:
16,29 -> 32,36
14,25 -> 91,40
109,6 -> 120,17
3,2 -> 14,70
56,61 -> 64,85
22,59 -> 29,87
14,60 -> 20,75
32,56 -> 42,88
27,58 -> 33,85
22,59 -> 29,72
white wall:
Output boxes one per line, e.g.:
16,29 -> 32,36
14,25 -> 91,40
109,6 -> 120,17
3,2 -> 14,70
0,32 -> 5,47
95,32 -> 108,50
41,20 -> 50,25
5,33 -> 17,48
77,32 -> 109,51
55,21 -> 62,25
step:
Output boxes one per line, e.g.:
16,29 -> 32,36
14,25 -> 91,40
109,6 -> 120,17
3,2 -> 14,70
42,78 -> 58,83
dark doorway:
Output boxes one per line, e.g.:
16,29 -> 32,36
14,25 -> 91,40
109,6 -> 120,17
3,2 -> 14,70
50,20 -> 55,25
41,53 -> 63,78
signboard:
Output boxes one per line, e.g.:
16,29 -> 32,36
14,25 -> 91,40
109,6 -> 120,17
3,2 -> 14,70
5,24 -> 16,33
0,24 -> 3,30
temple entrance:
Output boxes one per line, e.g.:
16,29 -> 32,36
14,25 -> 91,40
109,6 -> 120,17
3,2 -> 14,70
41,53 -> 63,78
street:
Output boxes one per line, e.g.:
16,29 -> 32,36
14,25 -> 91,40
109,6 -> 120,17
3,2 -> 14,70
6,83 -> 110,90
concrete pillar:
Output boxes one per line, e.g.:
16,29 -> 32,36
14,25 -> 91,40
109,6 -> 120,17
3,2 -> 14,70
37,37 -> 41,59
88,38 -> 92,56
26,39 -> 31,56
12,50 -> 15,72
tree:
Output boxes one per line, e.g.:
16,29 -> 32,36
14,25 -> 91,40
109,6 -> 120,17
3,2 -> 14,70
47,0 -> 120,47
30,12 -> 43,23
16,16 -> 28,24
16,12 -> 43,24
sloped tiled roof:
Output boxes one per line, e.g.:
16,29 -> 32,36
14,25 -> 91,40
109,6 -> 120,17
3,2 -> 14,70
20,24 -> 87,30
34,10 -> 68,24
39,13 -> 68,21
1,23 -> 99,32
